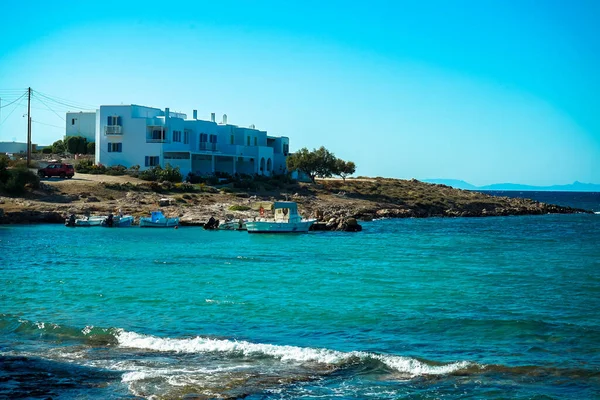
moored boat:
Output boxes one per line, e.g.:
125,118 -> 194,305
218,218 -> 248,231
102,214 -> 135,227
74,216 -> 106,227
139,211 -> 179,228
246,202 -> 316,233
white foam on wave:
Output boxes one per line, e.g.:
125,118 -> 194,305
115,330 -> 475,376
594,211 -> 600,215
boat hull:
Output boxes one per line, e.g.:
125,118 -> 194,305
102,216 -> 135,227
74,217 -> 106,227
139,217 -> 179,228
246,219 -> 316,233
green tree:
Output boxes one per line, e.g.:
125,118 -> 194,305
286,147 -> 318,182
286,146 -> 338,183
52,140 -> 65,154
334,159 -> 356,182
87,142 -> 95,155
65,136 -> 88,154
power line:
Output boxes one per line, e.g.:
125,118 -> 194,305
0,92 -> 27,109
0,96 -> 26,127
34,94 -> 66,122
32,120 -> 64,130
33,90 -> 96,110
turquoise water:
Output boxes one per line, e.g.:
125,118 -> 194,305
1,214 -> 599,398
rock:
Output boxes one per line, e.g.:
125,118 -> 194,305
159,198 -> 173,207
86,196 -> 100,203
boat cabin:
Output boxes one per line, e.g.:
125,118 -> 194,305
273,201 -> 302,223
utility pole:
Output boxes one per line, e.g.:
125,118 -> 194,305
27,87 -> 31,167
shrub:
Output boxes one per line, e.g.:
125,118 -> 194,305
0,163 -> 40,195
75,159 -> 94,173
105,165 -> 127,176
229,205 -> 251,211
138,165 -> 182,183
42,147 -> 53,154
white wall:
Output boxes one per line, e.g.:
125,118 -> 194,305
66,112 -> 96,143
0,142 -> 30,154
95,104 -> 289,180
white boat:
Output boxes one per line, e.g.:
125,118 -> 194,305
74,216 -> 106,227
139,211 -> 179,228
102,214 -> 135,227
246,202 -> 316,233
218,219 -> 248,231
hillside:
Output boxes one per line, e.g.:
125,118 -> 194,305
0,175 -> 588,225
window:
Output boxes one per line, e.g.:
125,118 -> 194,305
71,118 -> 75,125
210,134 -> 217,143
151,129 -> 166,141
199,133 -> 208,143
283,143 -> 289,156
230,135 -> 234,145
145,156 -> 159,167
184,131 -> 190,144
254,137 -> 257,146
247,136 -> 251,146
173,130 -> 182,142
107,116 -> 122,126
107,143 -> 122,152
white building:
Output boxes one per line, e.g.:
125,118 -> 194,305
90,104 -> 289,178
0,141 -> 38,154
66,111 -> 97,143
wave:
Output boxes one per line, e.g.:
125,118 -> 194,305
5,315 -> 598,382
0,314 -> 118,346
114,330 -> 474,376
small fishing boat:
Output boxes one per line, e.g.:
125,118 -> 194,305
102,214 -> 135,227
74,216 -> 106,227
139,211 -> 179,228
246,202 -> 316,233
218,218 -> 248,231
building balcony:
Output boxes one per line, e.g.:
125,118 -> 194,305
105,125 -> 122,135
199,142 -> 218,151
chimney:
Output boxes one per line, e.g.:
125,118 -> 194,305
222,114 -> 228,124
210,112 -> 215,123
165,107 -> 170,119
193,110 -> 197,119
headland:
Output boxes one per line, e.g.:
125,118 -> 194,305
0,174 -> 588,227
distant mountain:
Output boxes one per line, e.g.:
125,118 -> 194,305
423,179 -> 600,192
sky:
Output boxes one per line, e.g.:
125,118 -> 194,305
0,0 -> 598,186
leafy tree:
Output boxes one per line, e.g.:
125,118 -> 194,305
313,146 -> 337,179
65,136 -> 88,154
287,146 -> 354,183
286,146 -> 337,183
334,159 -> 356,182
52,140 -> 65,154
41,147 -> 53,154
286,147 -> 318,182
87,142 -> 95,155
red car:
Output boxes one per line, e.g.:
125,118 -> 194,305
37,163 -> 75,179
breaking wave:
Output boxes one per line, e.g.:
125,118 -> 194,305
114,330 -> 474,376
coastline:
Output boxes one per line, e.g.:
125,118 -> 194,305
0,174 -> 589,226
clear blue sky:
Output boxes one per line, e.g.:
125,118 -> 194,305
0,0 -> 598,185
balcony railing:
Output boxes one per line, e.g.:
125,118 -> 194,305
199,142 -> 218,151
105,125 -> 122,135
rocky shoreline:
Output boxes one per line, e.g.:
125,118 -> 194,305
0,176 -> 590,228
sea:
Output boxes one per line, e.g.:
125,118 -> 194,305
1,192 -> 599,399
